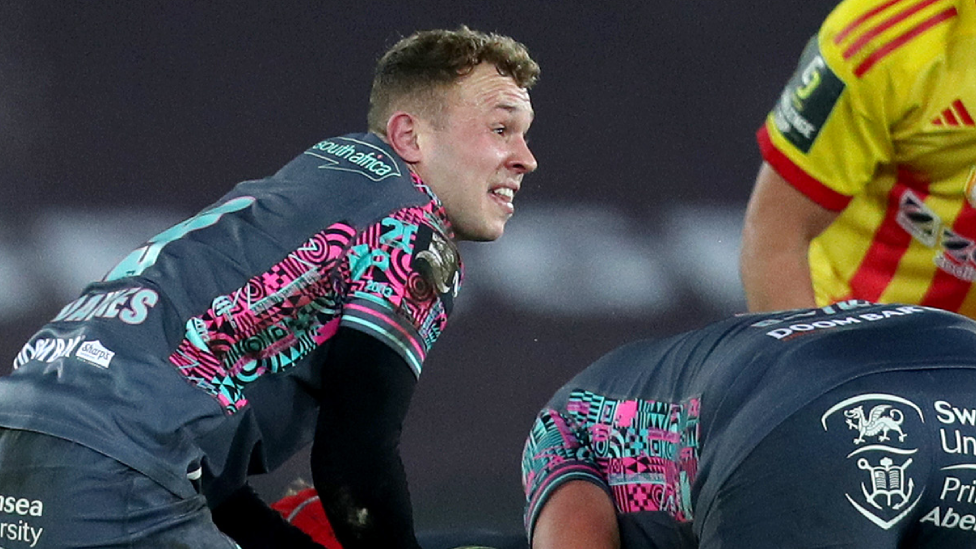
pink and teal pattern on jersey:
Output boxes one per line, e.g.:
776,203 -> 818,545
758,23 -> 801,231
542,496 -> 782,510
340,202 -> 461,377
522,390 -> 700,534
169,200 -> 459,414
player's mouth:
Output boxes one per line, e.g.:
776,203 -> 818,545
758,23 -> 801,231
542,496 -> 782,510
491,187 -> 516,215
493,187 -> 514,200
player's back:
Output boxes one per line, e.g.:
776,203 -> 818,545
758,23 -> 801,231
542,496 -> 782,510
569,301 -> 976,412
557,301 -> 976,511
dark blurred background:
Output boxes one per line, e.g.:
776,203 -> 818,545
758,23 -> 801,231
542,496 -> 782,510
0,0 -> 837,536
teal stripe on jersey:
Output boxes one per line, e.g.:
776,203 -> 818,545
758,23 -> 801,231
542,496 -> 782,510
341,315 -> 423,377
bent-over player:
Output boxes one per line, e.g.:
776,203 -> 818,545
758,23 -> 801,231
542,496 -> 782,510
523,302 -> 976,548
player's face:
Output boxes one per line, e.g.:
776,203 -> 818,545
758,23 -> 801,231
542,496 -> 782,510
416,63 -> 537,241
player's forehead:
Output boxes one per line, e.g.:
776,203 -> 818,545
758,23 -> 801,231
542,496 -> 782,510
449,63 -> 533,119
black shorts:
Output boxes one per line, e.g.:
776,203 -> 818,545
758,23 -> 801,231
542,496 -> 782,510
695,367 -> 976,548
0,428 -> 239,549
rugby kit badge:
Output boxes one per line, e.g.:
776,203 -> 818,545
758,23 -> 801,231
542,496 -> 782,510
772,35 -> 845,153
821,393 -> 924,529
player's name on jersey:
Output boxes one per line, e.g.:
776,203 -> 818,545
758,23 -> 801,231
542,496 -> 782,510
51,287 -> 159,325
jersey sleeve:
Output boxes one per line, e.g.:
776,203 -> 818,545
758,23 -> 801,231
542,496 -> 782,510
521,408 -> 609,543
338,206 -> 462,378
758,0 -> 900,211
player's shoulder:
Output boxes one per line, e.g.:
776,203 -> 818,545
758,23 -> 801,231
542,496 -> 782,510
258,131 -> 434,227
304,132 -> 409,183
817,0 -> 969,81
269,132 -> 415,198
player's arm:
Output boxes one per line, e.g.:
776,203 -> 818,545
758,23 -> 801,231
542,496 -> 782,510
740,161 -> 838,312
312,206 -> 457,548
532,480 -> 620,549
310,327 -> 423,549
523,408 -> 615,548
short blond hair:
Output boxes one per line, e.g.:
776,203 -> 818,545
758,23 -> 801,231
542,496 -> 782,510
367,26 -> 540,135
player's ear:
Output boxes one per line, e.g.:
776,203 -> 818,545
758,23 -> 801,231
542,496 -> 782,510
385,112 -> 422,163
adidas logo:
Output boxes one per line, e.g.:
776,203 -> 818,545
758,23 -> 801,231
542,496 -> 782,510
932,99 -> 975,127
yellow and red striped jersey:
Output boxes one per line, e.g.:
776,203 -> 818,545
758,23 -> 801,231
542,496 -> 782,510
758,0 -> 976,316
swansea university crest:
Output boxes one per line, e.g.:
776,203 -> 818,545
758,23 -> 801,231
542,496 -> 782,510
821,393 -> 925,529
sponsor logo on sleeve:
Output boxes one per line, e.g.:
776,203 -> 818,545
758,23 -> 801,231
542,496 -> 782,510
305,137 -> 402,181
772,35 -> 846,153
76,340 -> 115,369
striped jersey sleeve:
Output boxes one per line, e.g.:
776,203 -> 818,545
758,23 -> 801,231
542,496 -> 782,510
758,0 -> 961,208
521,408 -> 608,543
521,389 -> 702,543
339,204 -> 461,378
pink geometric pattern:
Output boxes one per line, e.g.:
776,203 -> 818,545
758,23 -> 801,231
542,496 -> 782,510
169,182 -> 459,414
169,223 -> 356,412
522,390 -> 701,528
345,205 -> 454,355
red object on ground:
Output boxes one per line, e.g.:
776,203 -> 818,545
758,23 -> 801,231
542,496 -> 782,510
271,488 -> 343,549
